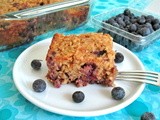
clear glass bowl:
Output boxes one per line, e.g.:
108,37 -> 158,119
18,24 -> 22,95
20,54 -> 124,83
92,7 -> 160,51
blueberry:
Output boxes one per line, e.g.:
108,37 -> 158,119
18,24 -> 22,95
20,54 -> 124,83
153,23 -> 160,30
115,17 -> 122,21
124,9 -> 131,16
124,19 -> 130,25
124,16 -> 130,21
141,15 -> 146,19
117,14 -> 124,20
138,16 -> 146,24
111,87 -> 125,100
114,52 -> 124,63
138,27 -> 151,36
152,18 -> 160,25
32,79 -> 46,92
130,13 -> 135,19
146,16 -> 154,23
108,18 -> 116,24
144,22 -> 152,28
31,59 -> 42,70
116,18 -> 126,27
146,19 -> 152,23
94,50 -> 107,57
111,22 -> 120,28
130,18 -> 137,23
129,24 -> 137,32
72,91 -> 85,103
124,27 -> 129,32
144,23 -> 154,33
119,25 -> 125,30
141,112 -> 156,120
146,15 -> 154,20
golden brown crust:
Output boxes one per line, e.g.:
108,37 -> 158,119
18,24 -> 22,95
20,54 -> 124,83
46,33 -> 118,88
0,0 -> 64,15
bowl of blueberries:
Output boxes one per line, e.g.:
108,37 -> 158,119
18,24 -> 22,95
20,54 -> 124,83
92,7 -> 160,51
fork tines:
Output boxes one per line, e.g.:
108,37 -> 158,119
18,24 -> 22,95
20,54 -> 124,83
116,71 -> 160,86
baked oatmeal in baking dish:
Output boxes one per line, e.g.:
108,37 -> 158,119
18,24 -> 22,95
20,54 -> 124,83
0,0 -> 90,51
46,33 -> 118,88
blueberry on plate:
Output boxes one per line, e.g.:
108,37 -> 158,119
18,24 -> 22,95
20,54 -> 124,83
111,87 -> 125,100
31,59 -> 42,70
72,91 -> 85,103
114,52 -> 124,63
141,112 -> 156,120
32,79 -> 46,92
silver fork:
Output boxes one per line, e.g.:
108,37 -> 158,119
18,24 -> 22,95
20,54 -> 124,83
116,70 -> 160,86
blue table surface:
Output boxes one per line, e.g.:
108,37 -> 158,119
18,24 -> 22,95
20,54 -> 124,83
0,0 -> 160,120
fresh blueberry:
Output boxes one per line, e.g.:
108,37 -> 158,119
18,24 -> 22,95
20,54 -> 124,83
115,17 -> 122,21
138,27 -> 151,36
144,23 -> 154,33
146,19 -> 152,23
152,18 -> 160,25
31,59 -> 42,70
108,18 -> 116,24
124,9 -> 131,16
116,18 -> 126,27
153,23 -> 160,31
130,18 -> 137,23
32,79 -> 46,92
130,13 -> 135,19
111,87 -> 125,100
129,24 -> 137,32
146,15 -> 154,23
72,91 -> 85,103
124,27 -> 129,32
146,15 -> 154,20
141,112 -> 156,120
124,19 -> 130,25
111,22 -> 120,28
144,22 -> 152,28
135,16 -> 140,20
141,15 -> 146,19
114,52 -> 124,63
119,25 -> 125,30
124,16 -> 130,21
117,14 -> 124,20
138,16 -> 146,24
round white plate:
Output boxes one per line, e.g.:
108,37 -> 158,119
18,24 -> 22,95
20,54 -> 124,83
13,38 -> 145,117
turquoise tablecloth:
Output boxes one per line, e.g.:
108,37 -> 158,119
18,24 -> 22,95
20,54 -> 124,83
0,0 -> 160,120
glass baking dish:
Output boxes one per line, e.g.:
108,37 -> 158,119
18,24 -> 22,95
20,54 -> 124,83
92,7 -> 160,51
0,0 -> 91,51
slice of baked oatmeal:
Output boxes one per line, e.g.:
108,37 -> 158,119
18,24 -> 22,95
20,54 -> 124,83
46,33 -> 117,88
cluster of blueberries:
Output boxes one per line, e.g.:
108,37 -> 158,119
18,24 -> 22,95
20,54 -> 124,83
105,9 -> 160,36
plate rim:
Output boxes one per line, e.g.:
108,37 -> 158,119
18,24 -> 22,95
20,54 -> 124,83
13,38 -> 145,117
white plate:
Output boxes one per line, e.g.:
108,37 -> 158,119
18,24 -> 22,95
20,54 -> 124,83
13,38 -> 145,117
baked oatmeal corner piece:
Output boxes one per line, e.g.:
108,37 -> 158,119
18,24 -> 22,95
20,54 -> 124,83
46,33 -> 118,88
